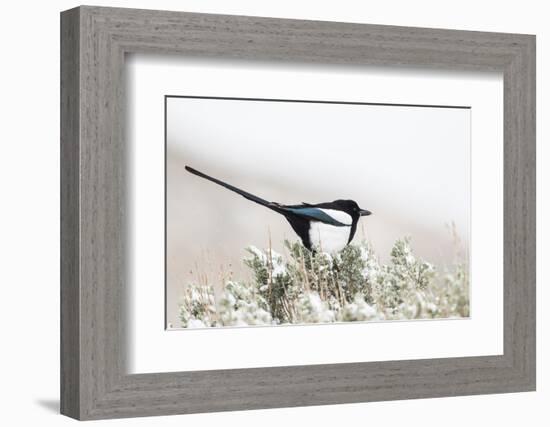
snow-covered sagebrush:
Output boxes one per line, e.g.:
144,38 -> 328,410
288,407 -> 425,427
179,238 -> 469,328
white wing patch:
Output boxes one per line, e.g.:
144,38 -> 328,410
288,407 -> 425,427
309,222 -> 351,254
317,209 -> 352,226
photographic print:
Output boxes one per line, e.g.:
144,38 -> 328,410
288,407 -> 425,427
166,96 -> 470,329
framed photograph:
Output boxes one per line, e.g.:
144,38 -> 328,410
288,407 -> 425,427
61,6 -> 536,420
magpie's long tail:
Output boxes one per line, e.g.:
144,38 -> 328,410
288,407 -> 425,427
185,166 -> 283,212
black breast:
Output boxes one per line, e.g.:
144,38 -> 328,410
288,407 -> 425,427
283,216 -> 312,250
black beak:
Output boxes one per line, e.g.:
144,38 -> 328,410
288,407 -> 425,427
360,209 -> 372,216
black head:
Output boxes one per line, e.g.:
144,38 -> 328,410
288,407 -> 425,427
331,199 -> 372,218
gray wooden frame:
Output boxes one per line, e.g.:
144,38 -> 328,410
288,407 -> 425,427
60,5 -> 536,421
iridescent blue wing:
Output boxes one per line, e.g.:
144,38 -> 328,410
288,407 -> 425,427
283,207 -> 347,226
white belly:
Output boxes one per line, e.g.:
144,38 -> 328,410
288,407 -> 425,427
308,222 -> 351,254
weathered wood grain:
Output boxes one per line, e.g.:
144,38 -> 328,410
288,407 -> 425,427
60,7 -> 80,419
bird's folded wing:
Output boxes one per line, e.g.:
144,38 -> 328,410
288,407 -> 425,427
283,207 -> 348,226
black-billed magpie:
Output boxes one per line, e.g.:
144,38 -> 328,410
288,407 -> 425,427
185,166 -> 372,253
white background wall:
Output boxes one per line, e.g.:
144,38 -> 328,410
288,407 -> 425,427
0,0 -> 546,425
